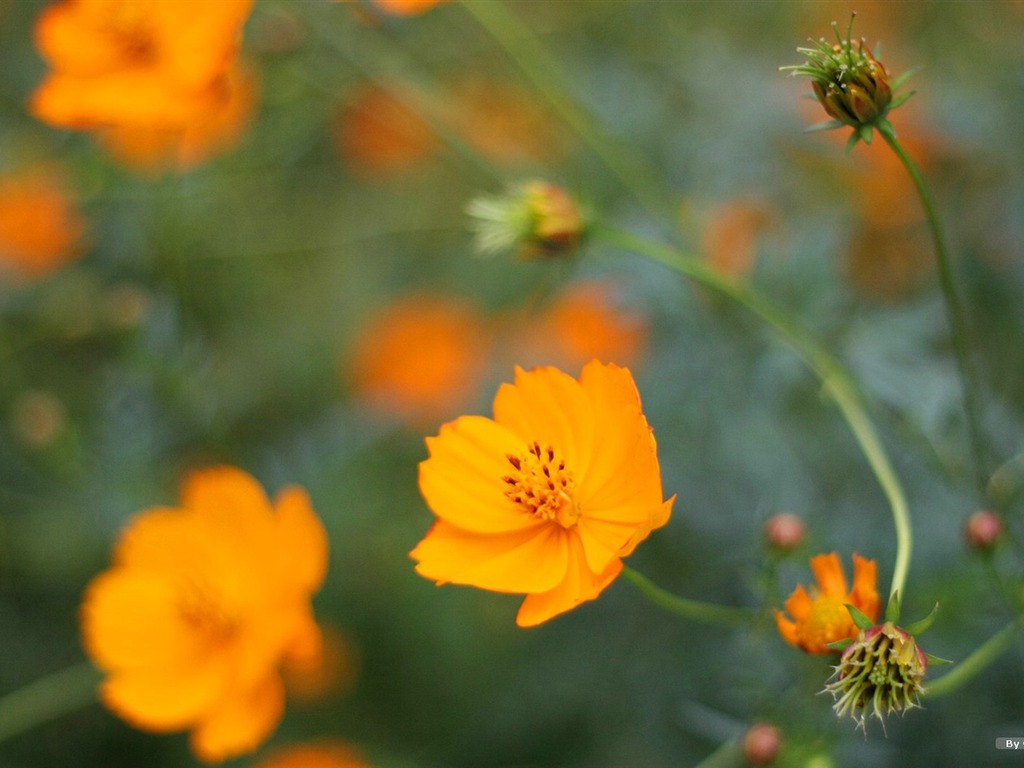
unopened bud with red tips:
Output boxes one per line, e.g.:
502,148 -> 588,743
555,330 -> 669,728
763,513 -> 805,552
782,14 -> 914,149
466,181 -> 585,260
741,722 -> 781,766
965,509 -> 1002,551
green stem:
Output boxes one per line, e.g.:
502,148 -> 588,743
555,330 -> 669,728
693,739 -> 742,768
458,0 -> 671,221
877,123 -> 987,494
924,620 -> 1021,699
0,661 -> 99,744
596,224 -> 913,602
621,566 -> 753,627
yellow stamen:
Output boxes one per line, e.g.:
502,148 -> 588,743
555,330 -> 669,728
502,442 -> 580,527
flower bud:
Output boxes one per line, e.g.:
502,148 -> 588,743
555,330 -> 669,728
762,513 -> 805,551
826,621 -> 927,731
964,509 -> 1002,551
741,722 -> 781,766
466,181 -> 584,259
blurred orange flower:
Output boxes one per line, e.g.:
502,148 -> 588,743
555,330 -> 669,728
411,360 -> 674,627
282,623 -> 358,705
699,198 -> 772,282
775,552 -> 880,654
0,165 -> 86,279
31,0 -> 253,131
451,80 -> 562,166
252,741 -> 371,768
346,293 -> 489,426
371,0 -> 449,16
512,281 -> 647,371
96,60 -> 258,173
334,85 -> 438,175
81,466 -> 328,763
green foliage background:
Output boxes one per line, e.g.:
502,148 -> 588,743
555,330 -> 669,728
1,1 -> 1023,766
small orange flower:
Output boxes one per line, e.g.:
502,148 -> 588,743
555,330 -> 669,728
0,165 -> 86,280
81,466 -> 328,763
31,0 -> 253,131
370,0 -> 449,16
775,552 -> 880,654
334,85 -> 438,175
699,198 -> 772,282
511,281 -> 647,372
252,741 -> 371,768
95,60 -> 258,174
346,293 -> 489,427
411,360 -> 674,627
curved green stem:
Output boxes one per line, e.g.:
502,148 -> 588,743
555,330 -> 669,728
596,224 -> 913,602
0,661 -> 99,745
458,0 -> 672,221
622,566 -> 753,627
924,620 -> 1021,699
877,123 -> 987,494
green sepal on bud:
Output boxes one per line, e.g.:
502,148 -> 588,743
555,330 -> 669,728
466,181 -> 586,260
781,13 -> 916,151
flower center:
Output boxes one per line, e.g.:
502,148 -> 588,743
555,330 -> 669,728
503,441 -> 579,528
176,578 -> 238,643
104,6 -> 158,65
801,594 -> 853,650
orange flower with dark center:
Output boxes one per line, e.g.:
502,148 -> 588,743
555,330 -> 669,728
346,293 -> 489,427
0,165 -> 86,280
775,552 -> 880,654
81,466 -> 328,762
31,0 -> 253,130
411,360 -> 674,627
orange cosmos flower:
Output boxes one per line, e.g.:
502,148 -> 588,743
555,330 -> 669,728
95,60 -> 258,174
411,360 -> 674,627
346,293 -> 489,427
775,552 -> 880,654
81,466 -> 328,763
334,85 -> 438,175
511,281 -> 648,371
252,741 -> 371,768
31,0 -> 253,131
0,165 -> 86,280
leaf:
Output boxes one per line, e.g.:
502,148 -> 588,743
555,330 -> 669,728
889,91 -> 917,111
925,652 -> 955,666
904,603 -> 940,636
846,603 -> 876,631
845,130 -> 862,154
885,591 -> 901,623
892,65 -> 924,91
828,638 -> 854,652
803,119 -> 845,133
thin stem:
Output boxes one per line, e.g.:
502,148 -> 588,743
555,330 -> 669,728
458,0 -> 672,221
621,566 -> 753,627
596,224 -> 913,602
877,123 -> 987,494
693,740 -> 742,768
924,620 -> 1021,699
0,661 -> 99,745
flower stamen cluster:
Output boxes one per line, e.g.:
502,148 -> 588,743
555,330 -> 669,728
826,621 -> 928,731
503,443 -> 579,527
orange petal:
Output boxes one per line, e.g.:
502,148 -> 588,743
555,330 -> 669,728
190,673 -> 284,763
410,520 -> 568,594
157,0 -> 254,91
81,569 -> 211,671
418,415 -> 542,534
100,659 -> 228,732
851,553 -> 880,620
774,609 -> 800,647
809,552 -> 847,598
113,506 -> 213,573
782,584 -> 813,622
492,366 -> 595,472
273,485 -> 329,592
33,2 -> 123,74
515,536 -> 621,626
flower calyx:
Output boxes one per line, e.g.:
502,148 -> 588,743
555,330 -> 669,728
466,180 -> 585,260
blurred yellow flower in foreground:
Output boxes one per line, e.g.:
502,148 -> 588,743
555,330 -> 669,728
252,740 -> 371,768
411,360 -> 674,627
775,552 -> 879,654
31,0 -> 253,131
346,293 -> 489,427
0,165 -> 86,280
81,467 -> 328,763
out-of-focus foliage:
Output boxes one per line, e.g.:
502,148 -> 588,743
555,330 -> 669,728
1,1 -> 1023,767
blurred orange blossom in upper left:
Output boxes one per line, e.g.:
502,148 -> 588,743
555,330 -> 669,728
0,165 -> 86,280
30,0 -> 254,132
411,360 -> 674,626
80,466 -> 328,763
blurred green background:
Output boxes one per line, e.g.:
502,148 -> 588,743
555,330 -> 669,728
1,1 -> 1024,766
